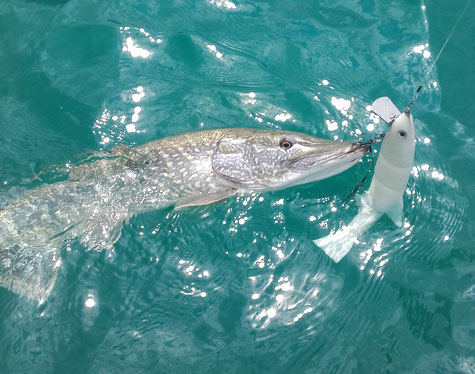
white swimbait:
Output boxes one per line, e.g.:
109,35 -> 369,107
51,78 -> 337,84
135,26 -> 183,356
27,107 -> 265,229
314,99 -> 415,262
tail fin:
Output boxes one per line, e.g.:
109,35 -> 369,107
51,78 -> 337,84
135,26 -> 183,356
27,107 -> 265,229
313,227 -> 358,263
0,243 -> 60,304
314,209 -> 380,263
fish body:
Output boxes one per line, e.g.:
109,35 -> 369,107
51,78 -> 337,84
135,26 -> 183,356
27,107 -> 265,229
314,109 -> 415,262
1,128 -> 369,301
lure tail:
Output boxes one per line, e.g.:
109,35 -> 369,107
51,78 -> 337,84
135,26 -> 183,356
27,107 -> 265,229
314,206 -> 380,263
314,226 -> 359,263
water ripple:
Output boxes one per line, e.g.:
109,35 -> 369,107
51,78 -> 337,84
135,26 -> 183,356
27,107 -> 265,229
1,0 -> 473,372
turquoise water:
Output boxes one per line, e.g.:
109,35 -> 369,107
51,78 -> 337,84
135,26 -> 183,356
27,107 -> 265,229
1,0 -> 474,372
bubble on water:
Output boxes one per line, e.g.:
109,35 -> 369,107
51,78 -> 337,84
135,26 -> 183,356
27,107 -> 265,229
266,308 -> 277,318
326,120 -> 338,131
331,97 -> 351,112
124,37 -> 150,58
85,296 -> 96,308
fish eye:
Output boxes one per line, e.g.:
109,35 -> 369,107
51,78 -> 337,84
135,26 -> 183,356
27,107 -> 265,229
279,139 -> 293,149
398,130 -> 407,138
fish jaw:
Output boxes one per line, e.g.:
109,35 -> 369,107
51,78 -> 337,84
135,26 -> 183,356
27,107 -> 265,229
267,142 -> 370,190
211,128 -> 371,192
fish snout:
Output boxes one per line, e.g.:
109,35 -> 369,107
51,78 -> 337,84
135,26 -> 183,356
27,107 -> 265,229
346,142 -> 372,155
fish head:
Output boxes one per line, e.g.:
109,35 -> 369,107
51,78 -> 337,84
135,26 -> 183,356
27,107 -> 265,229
382,109 -> 416,166
212,128 -> 370,190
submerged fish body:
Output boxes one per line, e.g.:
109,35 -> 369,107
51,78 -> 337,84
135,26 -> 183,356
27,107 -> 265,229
0,128 -> 369,301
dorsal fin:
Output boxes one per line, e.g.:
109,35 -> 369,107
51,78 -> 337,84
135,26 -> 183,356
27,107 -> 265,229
68,146 -> 142,181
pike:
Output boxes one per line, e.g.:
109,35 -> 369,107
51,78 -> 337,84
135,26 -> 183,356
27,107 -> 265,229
1,128 -> 370,302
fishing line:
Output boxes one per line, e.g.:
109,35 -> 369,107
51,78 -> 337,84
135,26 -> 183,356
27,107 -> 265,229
342,134 -> 382,201
409,0 -> 472,107
341,156 -> 373,201
426,0 -> 472,76
341,1 -> 470,200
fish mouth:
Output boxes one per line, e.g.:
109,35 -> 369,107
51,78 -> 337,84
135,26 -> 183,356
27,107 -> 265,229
279,141 -> 369,188
290,141 -> 370,170
269,141 -> 370,190
346,142 -> 372,155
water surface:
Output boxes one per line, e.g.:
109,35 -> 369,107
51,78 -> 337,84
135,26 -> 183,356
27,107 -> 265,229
0,0 -> 474,372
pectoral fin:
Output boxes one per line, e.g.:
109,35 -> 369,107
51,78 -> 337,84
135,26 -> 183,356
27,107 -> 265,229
386,198 -> 403,227
175,189 -> 237,209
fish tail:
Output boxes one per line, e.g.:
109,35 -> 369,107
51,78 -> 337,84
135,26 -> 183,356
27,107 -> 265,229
313,227 -> 358,263
314,210 -> 379,263
0,242 -> 61,303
